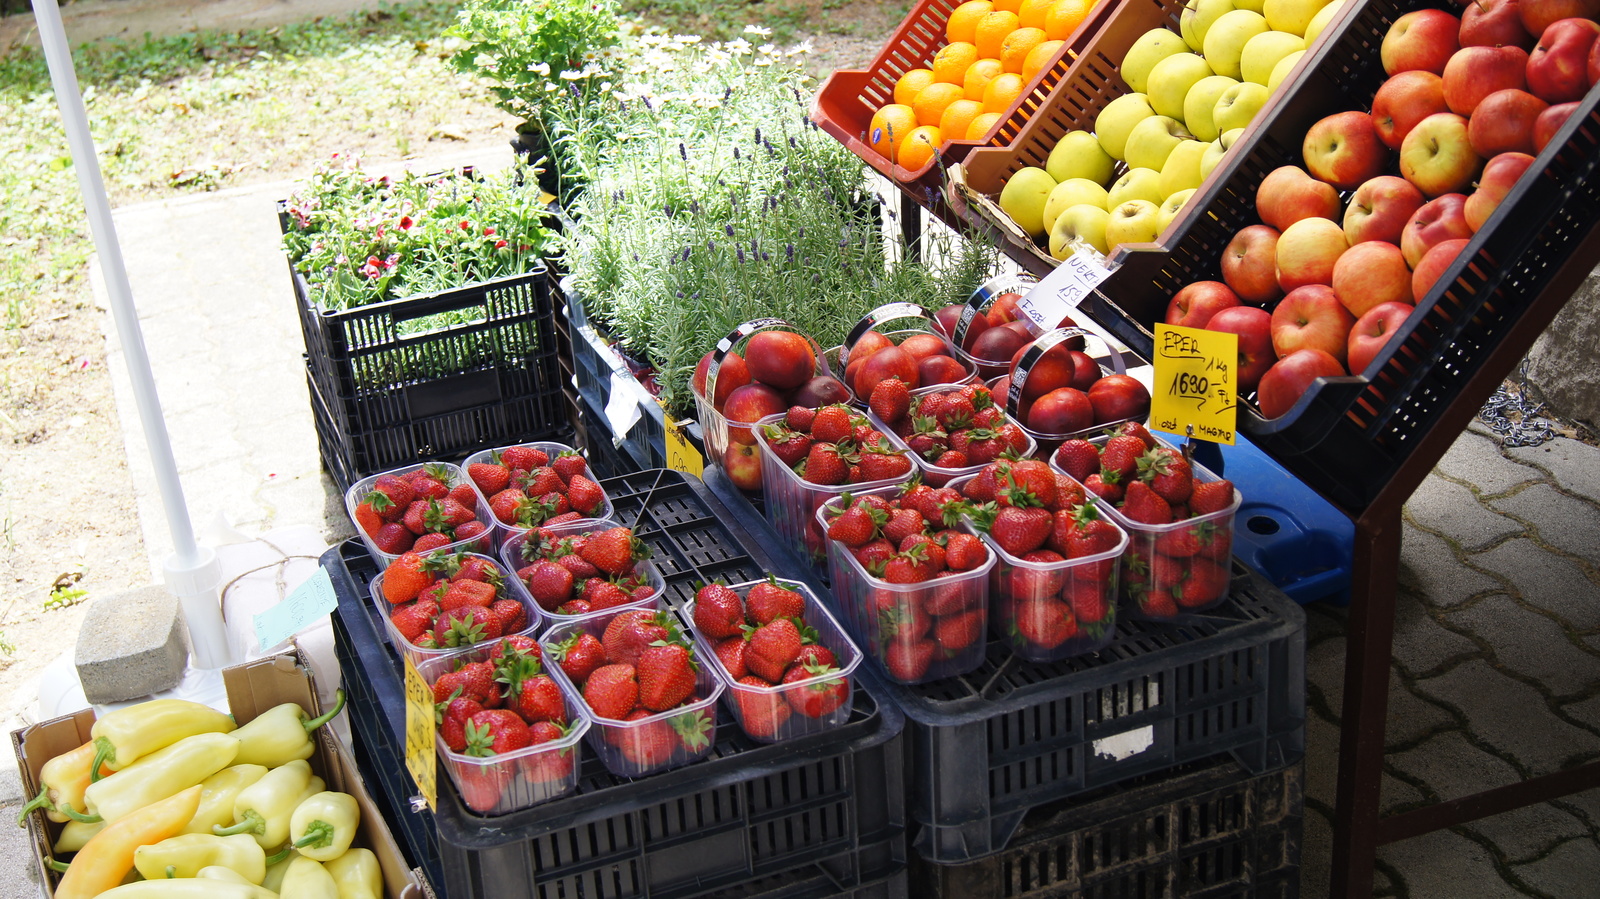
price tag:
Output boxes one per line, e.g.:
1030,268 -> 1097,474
605,371 -> 642,439
403,657 -> 438,812
253,566 -> 337,654
1016,251 -> 1112,331
662,411 -> 704,478
1150,323 -> 1238,445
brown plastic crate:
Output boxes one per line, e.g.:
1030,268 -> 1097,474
811,0 -> 1121,193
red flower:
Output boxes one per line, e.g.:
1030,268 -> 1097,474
494,239 -> 508,249
483,226 -> 496,236
399,215 -> 414,229
460,220 -> 471,231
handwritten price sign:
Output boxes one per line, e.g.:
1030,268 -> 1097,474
1015,251 -> 1112,330
1151,323 -> 1237,444
404,657 -> 438,811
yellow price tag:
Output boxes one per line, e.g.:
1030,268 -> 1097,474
1150,323 -> 1238,445
403,656 -> 438,812
662,411 -> 705,478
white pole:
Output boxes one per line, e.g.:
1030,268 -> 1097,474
31,0 -> 233,669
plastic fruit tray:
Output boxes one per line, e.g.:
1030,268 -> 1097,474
344,460 -> 495,570
866,388 -> 1037,488
498,518 -> 665,621
369,549 -> 540,668
460,440 -> 614,532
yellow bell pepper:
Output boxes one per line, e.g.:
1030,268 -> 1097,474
263,849 -> 297,891
90,698 -> 237,774
324,847 -> 383,899
199,864 -> 261,884
16,740 -> 113,824
133,832 -> 266,883
92,880 -> 279,898
288,791 -> 360,862
83,731 -> 240,824
280,855 -> 341,899
214,758 -> 314,849
185,764 -> 270,835
52,818 -> 105,854
231,690 -> 348,768
54,784 -> 202,899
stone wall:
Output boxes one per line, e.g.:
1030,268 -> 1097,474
1524,264 -> 1600,433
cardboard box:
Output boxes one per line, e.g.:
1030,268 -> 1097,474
12,651 -> 434,898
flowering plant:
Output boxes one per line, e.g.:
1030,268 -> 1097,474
444,0 -> 622,124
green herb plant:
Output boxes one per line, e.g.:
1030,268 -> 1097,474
445,0 -> 624,124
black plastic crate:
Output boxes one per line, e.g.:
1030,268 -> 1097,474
328,470 -> 908,899
908,754 -> 1302,898
701,468 -> 1305,863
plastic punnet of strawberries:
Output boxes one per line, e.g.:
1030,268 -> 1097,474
467,445 -> 608,530
759,402 -> 917,486
430,635 -> 582,814
379,551 -> 533,658
508,524 -> 658,618
547,608 -> 718,777
688,578 -> 857,742
350,463 -> 493,559
867,380 -> 1032,481
1050,422 -> 1239,618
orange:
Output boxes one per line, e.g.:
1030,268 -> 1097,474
966,111 -> 1004,140
991,0 -> 1024,13
999,26 -> 1048,73
1016,0 -> 1056,30
931,41 -> 980,84
1022,38 -> 1065,80
898,125 -> 943,169
946,0 -> 994,44
973,10 -> 1022,58
868,104 -> 919,162
912,81 -> 966,126
938,98 -> 986,141
982,71 -> 1026,113
963,57 -> 1006,100
894,68 -> 937,106
1044,0 -> 1092,41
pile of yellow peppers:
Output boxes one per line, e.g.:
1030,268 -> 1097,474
17,690 -> 385,899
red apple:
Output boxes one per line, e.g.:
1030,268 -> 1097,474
899,333 -> 951,361
1067,350 -> 1101,391
1372,70 -> 1450,149
1591,35 -> 1600,86
1521,0 -> 1600,40
1027,387 -> 1095,433
1468,89 -> 1549,156
1009,343 -> 1078,399
1166,280 -> 1243,328
1256,349 -> 1347,419
848,330 -> 894,365
722,383 -> 789,443
1459,0 -> 1535,49
746,330 -> 816,391
1332,241 -> 1415,317
1527,17 -> 1600,103
1086,374 -> 1152,425
969,324 -> 1031,366
1399,112 -> 1483,197
722,441 -> 764,491
1401,192 -> 1474,266
1205,306 -> 1275,392
1221,225 -> 1284,306
1412,237 -> 1472,299
853,345 -> 920,397
1532,100 -> 1581,152
694,349 -> 752,410
989,292 -> 1024,324
1271,284 -> 1358,364
934,304 -> 992,351
1347,302 -> 1417,374
1303,111 -> 1392,190
1382,8 -> 1462,75
1344,175 -> 1427,245
1256,165 -> 1342,231
1275,217 -> 1349,292
1464,151 -> 1536,230
918,354 -> 971,387
791,375 -> 852,408
1442,44 -> 1529,115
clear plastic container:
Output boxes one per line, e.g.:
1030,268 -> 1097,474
865,390 -> 1038,488
498,519 -> 664,621
369,550 -> 541,668
460,441 -> 613,534
833,302 -> 978,404
993,327 -> 1139,458
415,641 -> 589,816
345,461 -> 495,570
684,578 -> 863,743
1048,434 -> 1242,620
813,485 -> 996,685
754,412 -> 916,564
539,608 -> 724,779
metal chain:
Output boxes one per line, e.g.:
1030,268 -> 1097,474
1479,363 -> 1560,448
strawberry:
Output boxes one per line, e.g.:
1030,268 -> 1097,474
987,505 -> 1053,556
964,430 -> 1006,465
438,694 -> 484,753
552,451 -> 589,483
511,673 -> 568,725
536,492 -> 572,520
368,475 -> 416,517
1064,511 -> 1122,580
883,507 -> 926,545
1155,519 -> 1217,558
414,533 -> 454,553
1000,460 -> 1057,508
810,405 -> 855,444
582,663 -> 639,719
884,639 -> 936,681
763,424 -> 813,467
522,720 -> 577,784
552,544 -> 601,580
544,512 -> 583,529
433,660 -> 500,706
854,537 -> 898,569
372,522 -> 415,555
468,461 -> 511,496
1065,577 -> 1111,624
869,377 -> 912,425
785,405 -> 816,432
782,660 -> 850,717
801,443 -> 850,485
501,445 -> 550,471
567,474 -> 605,516
520,561 -> 574,611
932,609 -> 984,654
1138,447 -> 1193,504
1176,558 -> 1230,607
938,394 -> 975,429
464,708 -> 533,758
381,552 -> 436,604
1001,550 -> 1066,601
410,466 -> 453,500
714,635 -> 750,679
489,598 -> 528,635
580,526 -> 645,577
549,632 -> 606,683
942,532 -> 988,571
827,503 -> 884,548
877,595 -> 931,642
692,583 -> 746,638
434,606 -> 502,648
490,634 -> 541,661
1142,588 -> 1180,617
455,765 -> 510,813
962,464 -> 1000,503
934,450 -> 969,469
1115,421 -> 1157,449
792,642 -> 837,670
522,467 -> 565,497
452,555 -> 502,584
390,600 -> 440,644
857,445 -> 913,481
735,677 -> 794,739
1189,479 -> 1236,515
924,571 -> 981,616
585,581 -> 635,611
354,500 -> 386,539
1084,473 -> 1124,503
440,579 -> 497,611
1012,596 -> 1077,649
744,617 -> 803,683
636,640 -> 698,711
601,609 -> 673,666
745,578 -> 807,625
880,551 -> 926,584
1099,435 -> 1146,484
1120,481 -> 1174,525
556,599 -> 591,616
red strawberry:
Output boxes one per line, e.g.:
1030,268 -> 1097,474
580,526 -> 645,577
440,579 -> 497,611
857,445 -> 913,481
354,500 -> 385,539
501,445 -> 550,471
414,532 -> 454,553
692,583 -> 746,638
511,673 -> 568,725
585,581 -> 635,611
1084,473 -> 1124,503
883,507 -> 926,545
567,475 -> 605,515
455,765 -> 509,813
1120,481 -> 1173,525
520,561 -> 575,611
1142,588 -> 1181,617
810,405 -> 855,444
1062,507 -> 1122,580
988,505 -> 1053,556
438,694 -> 484,753
934,450 -> 969,469
1189,480 -> 1236,516
636,641 -> 698,712
1115,421 -> 1157,449
782,660 -> 850,717
433,660 -> 500,706
744,617 -> 803,683
390,599 -> 440,644
942,532 -> 988,571
714,635 -> 750,680
1138,447 -> 1193,504
489,598 -> 528,635
368,475 -> 416,517
1001,550 -> 1066,601
785,405 -> 816,432
601,609 -> 674,666
522,720 -> 577,784
1012,596 -> 1077,649
932,609 -> 984,654
792,642 -> 837,670
734,677 -> 793,739
745,578 -> 807,625
827,503 -> 884,548
552,451 -> 588,483
869,377 -> 912,425
556,599 -> 591,616
468,461 -> 511,496
582,663 -> 639,719
877,593 -> 931,642
853,537 -> 898,570
490,634 -> 541,661
1099,435 -> 1146,484
939,394 -> 975,429
763,424 -> 813,467
922,571 -> 979,616
1000,460 -> 1057,508
464,708 -> 532,760
522,466 -> 565,497
880,551 -> 926,584
549,632 -> 606,683
552,543 -> 601,579
409,466 -> 452,500
1065,578 -> 1111,624
962,464 -> 1000,503
1176,559 -> 1231,607
381,552 -> 436,604
801,443 -> 850,485
884,639 -> 936,682
434,606 -> 502,647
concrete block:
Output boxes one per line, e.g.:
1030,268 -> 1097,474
74,586 -> 189,703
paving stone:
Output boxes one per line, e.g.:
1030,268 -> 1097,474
1384,682 -> 1457,747
1559,693 -> 1600,734
1473,539 -> 1600,631
1404,476 -> 1525,552
1305,714 -> 1341,806
1444,595 -> 1600,699
1435,429 -> 1543,496
1487,483 -> 1600,564
1387,731 -> 1524,805
1398,525 -> 1504,608
1507,437 -> 1600,505
1461,801 -> 1590,864
1377,826 -> 1523,898
1379,772 -> 1427,818
1510,834 -> 1600,899
1392,589 -> 1485,676
1410,661 -> 1596,776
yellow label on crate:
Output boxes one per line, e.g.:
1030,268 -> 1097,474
1150,323 -> 1238,445
403,657 -> 438,812
663,411 -> 705,478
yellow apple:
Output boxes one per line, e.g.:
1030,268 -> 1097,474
1203,9 -> 1270,80
1122,28 -> 1190,94
1095,92 -> 1157,160
1107,166 -> 1166,208
998,166 -> 1059,237
1232,0 -> 1265,13
1050,203 -> 1112,258
1158,188 -> 1198,232
1268,49 -> 1306,91
1045,130 -> 1116,185
1183,74 -> 1242,140
1198,128 -> 1241,179
1212,80 -> 1270,134
1104,199 -> 1164,253
1263,0 -> 1332,37
1124,115 -> 1195,171
1159,139 -> 1210,197
1240,30 -> 1304,85
1147,52 -> 1216,120
1042,177 -> 1112,232
1182,0 -> 1237,53
1303,0 -> 1343,44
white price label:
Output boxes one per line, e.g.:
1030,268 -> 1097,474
254,566 -> 337,653
1016,251 -> 1112,330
